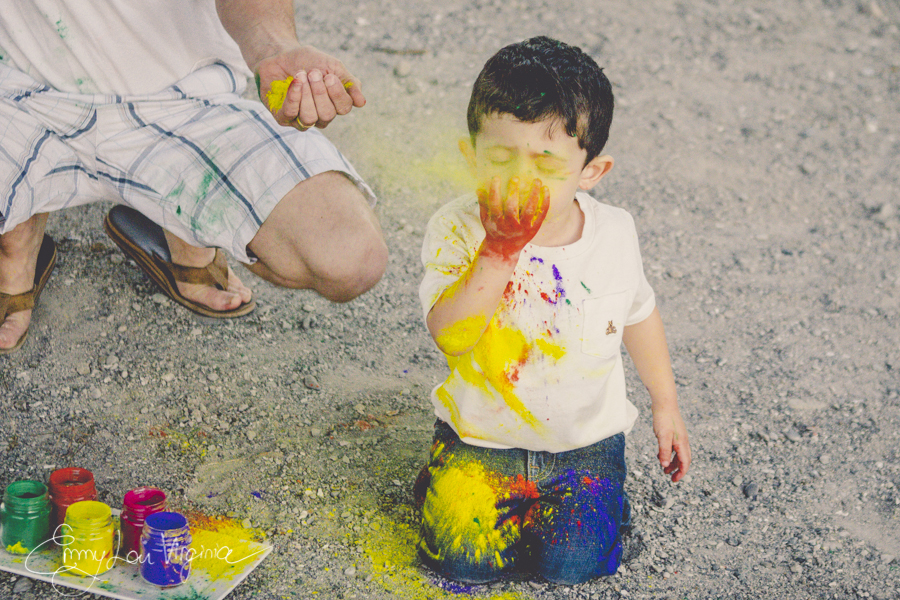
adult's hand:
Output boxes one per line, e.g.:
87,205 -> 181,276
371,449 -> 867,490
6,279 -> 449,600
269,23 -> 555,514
256,45 -> 365,131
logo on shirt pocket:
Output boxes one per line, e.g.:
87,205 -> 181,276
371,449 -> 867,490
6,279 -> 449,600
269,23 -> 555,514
581,291 -> 629,359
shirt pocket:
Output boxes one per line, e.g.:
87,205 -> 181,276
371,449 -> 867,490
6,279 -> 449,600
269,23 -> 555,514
581,291 -> 630,359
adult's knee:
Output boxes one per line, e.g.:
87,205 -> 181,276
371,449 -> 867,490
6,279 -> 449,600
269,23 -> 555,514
248,172 -> 388,301
315,231 -> 387,302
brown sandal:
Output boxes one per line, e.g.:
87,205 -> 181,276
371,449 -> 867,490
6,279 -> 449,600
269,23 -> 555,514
0,234 -> 57,355
103,206 -> 255,318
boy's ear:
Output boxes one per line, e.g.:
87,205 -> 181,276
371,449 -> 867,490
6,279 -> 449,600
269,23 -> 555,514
458,138 -> 477,173
578,155 -> 614,191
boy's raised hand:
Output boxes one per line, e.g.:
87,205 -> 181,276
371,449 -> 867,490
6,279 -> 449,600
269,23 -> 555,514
478,177 -> 549,261
653,409 -> 691,483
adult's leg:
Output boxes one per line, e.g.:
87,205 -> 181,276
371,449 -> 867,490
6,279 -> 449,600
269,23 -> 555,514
0,213 -> 48,351
245,171 -> 387,303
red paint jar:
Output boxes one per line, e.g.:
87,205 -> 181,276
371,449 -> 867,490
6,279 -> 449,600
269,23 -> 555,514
120,487 -> 167,559
48,468 -> 98,533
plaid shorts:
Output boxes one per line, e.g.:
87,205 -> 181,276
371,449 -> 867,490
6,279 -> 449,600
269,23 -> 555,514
0,62 -> 375,263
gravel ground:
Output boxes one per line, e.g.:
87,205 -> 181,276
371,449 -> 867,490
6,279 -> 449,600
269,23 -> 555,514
1,0 -> 899,599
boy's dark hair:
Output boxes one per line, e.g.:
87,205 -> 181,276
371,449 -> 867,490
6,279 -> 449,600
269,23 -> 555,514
467,36 -> 614,164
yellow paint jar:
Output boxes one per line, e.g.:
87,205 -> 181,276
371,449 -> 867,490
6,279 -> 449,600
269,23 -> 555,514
61,500 -> 115,577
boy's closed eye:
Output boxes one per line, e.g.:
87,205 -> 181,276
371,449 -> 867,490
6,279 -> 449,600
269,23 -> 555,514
485,147 -> 515,165
533,155 -> 567,176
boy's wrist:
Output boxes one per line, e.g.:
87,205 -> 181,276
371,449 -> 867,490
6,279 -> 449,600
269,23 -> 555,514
650,396 -> 681,417
479,239 -> 524,265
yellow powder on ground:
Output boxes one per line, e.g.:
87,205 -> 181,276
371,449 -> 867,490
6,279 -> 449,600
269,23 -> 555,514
185,513 -> 266,582
5,541 -> 29,554
361,512 -> 531,600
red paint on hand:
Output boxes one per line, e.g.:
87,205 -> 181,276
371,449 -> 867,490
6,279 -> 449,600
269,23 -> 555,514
478,177 -> 549,261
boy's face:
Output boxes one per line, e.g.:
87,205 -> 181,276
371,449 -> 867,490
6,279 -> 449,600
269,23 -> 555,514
460,114 -> 612,220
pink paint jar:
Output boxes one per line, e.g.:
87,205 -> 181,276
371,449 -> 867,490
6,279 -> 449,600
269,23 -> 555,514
48,468 -> 98,533
120,487 -> 167,559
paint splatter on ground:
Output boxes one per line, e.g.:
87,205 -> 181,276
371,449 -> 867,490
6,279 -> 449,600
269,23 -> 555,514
358,509 -> 532,600
183,512 -> 267,582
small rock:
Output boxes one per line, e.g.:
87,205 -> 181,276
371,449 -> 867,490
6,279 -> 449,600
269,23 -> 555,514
790,563 -> 803,574
819,454 -> 831,465
784,429 -> 802,443
309,427 -> 323,438
394,60 -> 412,78
732,475 -> 743,487
105,353 -> 119,367
872,203 -> 895,224
247,430 -> 257,441
742,482 -> 759,500
302,304 -> 316,312
76,362 -> 91,376
344,566 -> 357,576
151,293 -> 169,305
12,577 -> 32,593
162,373 -> 175,382
109,254 -> 124,265
881,554 -> 895,564
304,376 -> 321,390
241,518 -> 252,529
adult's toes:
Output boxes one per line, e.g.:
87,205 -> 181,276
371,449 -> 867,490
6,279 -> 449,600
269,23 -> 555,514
201,289 -> 243,311
0,313 -> 29,350
227,270 -> 253,303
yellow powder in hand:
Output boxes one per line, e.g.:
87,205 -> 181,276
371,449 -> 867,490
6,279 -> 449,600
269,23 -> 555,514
266,77 -> 293,112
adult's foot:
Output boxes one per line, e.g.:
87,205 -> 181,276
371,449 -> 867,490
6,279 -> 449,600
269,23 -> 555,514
0,214 -> 48,352
163,230 -> 253,312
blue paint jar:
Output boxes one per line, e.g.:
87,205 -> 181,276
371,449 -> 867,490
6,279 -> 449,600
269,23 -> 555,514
140,511 -> 191,587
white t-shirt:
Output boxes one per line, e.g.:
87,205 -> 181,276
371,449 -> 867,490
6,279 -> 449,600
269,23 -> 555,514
0,0 -> 250,95
419,191 -> 656,452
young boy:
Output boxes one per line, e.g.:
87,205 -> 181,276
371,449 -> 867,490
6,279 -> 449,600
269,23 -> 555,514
414,37 -> 691,585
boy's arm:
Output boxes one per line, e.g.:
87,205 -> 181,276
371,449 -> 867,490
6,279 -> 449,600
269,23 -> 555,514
427,177 -> 548,356
622,307 -> 691,482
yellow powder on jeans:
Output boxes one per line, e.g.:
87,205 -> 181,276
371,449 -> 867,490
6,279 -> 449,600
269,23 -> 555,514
420,461 -> 519,568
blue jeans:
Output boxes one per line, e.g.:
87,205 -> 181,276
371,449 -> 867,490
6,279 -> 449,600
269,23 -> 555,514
414,421 -> 630,585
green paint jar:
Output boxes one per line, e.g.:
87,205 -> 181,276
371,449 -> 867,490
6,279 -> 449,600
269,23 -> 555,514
1,480 -> 52,554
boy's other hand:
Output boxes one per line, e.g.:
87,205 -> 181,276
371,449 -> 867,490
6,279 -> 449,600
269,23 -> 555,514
478,177 -> 549,261
653,409 -> 691,483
